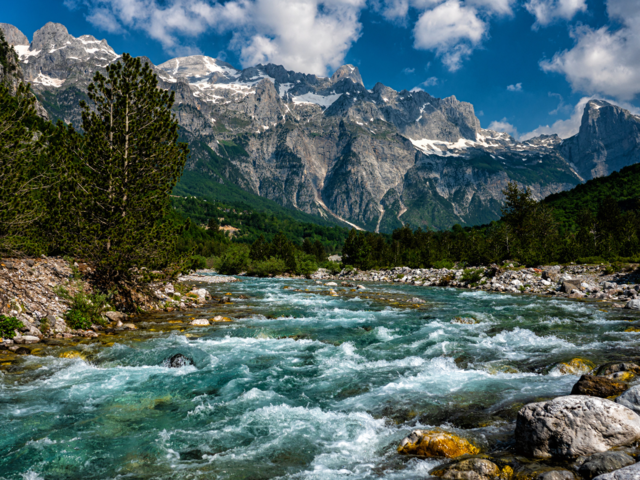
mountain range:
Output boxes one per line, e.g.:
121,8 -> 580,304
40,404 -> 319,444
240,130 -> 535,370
2,21 -> 640,232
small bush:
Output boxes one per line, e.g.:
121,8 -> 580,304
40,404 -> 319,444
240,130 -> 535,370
251,257 -> 287,277
577,256 -> 607,265
297,258 -> 318,277
0,315 -> 23,339
461,268 -> 484,283
432,260 -> 454,269
323,261 -> 341,275
65,292 -> 110,330
216,245 -> 251,275
186,255 -> 206,271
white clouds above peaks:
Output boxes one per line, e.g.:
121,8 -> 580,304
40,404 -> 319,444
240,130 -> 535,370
375,0 -> 515,72
524,0 -> 587,29
540,0 -> 640,101
67,0 -> 366,75
488,118 -> 519,138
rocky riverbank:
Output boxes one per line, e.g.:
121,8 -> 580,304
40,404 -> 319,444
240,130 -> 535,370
0,257 -> 229,350
397,360 -> 640,480
310,263 -> 640,308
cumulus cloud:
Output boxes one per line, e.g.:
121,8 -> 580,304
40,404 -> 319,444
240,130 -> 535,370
422,76 -> 439,86
507,82 -> 522,91
540,0 -> 640,101
66,0 -> 365,75
373,0 -> 514,71
525,0 -> 587,29
414,1 -> 486,71
488,118 -> 519,138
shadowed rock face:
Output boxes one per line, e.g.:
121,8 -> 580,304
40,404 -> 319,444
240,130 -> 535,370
3,21 -> 640,231
561,100 -> 640,181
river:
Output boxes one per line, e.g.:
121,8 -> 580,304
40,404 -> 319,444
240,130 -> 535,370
1,276 -> 639,479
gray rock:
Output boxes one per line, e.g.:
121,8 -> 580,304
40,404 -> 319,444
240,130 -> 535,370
105,311 -> 127,322
561,279 -> 582,294
434,458 -> 501,480
13,335 -> 40,344
165,354 -> 194,368
409,297 -> 426,304
537,471 -> 575,480
579,452 -> 636,480
515,395 -> 640,458
593,462 -> 640,480
625,299 -> 640,310
617,386 -> 640,415
0,23 -> 29,45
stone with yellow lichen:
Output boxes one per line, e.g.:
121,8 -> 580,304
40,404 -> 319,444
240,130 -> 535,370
211,315 -> 233,322
59,351 -> 86,360
398,430 -> 480,458
625,327 -> 640,332
552,358 -> 595,375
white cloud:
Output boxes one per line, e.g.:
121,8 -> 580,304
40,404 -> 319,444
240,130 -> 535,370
539,0 -> 640,101
488,117 -> 518,138
507,82 -> 522,91
525,0 -> 587,29
413,1 -> 486,71
422,76 -> 438,86
69,0 -> 366,75
402,67 -> 415,74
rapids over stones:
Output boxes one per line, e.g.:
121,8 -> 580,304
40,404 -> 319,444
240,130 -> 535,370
3,273 -> 640,478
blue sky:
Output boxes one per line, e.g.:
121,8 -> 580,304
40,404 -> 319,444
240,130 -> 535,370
3,0 -> 639,139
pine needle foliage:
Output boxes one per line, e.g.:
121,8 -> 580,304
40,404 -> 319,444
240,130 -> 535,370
0,82 -> 48,255
62,53 -> 189,284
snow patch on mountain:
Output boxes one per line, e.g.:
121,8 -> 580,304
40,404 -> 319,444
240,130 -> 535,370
292,92 -> 342,108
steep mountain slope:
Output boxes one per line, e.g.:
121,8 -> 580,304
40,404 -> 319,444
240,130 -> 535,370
2,22 -> 639,232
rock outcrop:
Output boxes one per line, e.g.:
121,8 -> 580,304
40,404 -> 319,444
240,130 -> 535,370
515,396 -> 640,458
577,452 -> 636,480
397,430 -> 479,458
616,385 -> 640,414
571,375 -> 628,398
593,462 -> 640,480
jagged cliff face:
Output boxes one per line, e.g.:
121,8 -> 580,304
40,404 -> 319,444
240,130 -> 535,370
2,22 -> 639,231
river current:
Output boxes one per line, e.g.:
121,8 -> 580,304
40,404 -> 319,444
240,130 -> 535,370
2,277 -> 640,479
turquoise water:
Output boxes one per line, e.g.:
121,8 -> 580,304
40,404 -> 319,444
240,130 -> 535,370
2,278 -> 640,479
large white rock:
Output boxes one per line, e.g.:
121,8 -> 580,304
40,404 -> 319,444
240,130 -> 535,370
190,319 -> 209,326
625,299 -> 640,310
593,462 -> 640,480
616,386 -> 640,415
515,395 -> 640,458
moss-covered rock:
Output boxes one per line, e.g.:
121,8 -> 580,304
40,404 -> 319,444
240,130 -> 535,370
398,430 -> 480,458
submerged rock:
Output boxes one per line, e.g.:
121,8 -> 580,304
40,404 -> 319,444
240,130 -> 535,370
597,363 -> 640,377
515,396 -> 640,458
537,471 -> 575,480
571,375 -> 628,398
593,462 -> 640,480
578,452 -> 636,480
553,358 -> 595,375
190,319 -> 210,326
397,430 -> 480,458
431,458 -> 500,480
616,386 -> 640,415
165,354 -> 194,368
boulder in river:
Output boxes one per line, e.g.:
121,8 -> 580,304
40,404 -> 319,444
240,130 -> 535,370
515,396 -> 640,458
397,430 -> 480,458
165,354 -> 194,368
624,299 -> 640,310
561,279 -> 582,294
578,452 -> 636,480
553,358 -> 595,375
190,319 -> 210,326
571,375 -> 628,398
430,458 -> 501,480
537,471 -> 575,480
616,385 -> 640,414
596,363 -> 640,376
593,462 -> 640,480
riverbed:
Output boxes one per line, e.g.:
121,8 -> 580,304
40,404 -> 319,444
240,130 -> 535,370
2,276 -> 640,479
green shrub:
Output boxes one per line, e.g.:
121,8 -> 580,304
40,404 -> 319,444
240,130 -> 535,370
577,256 -> 607,265
251,257 -> 287,277
216,244 -> 251,275
186,254 -> 206,271
297,258 -> 318,277
323,261 -> 341,275
65,292 -> 110,330
461,268 -> 484,283
0,315 -> 23,339
432,260 -> 454,269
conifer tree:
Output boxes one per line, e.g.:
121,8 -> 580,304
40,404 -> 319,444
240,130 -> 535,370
65,53 -> 188,284
0,82 -> 47,254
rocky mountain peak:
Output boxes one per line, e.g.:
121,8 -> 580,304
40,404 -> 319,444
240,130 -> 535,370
331,65 -> 363,86
0,23 -> 28,46
31,22 -> 73,51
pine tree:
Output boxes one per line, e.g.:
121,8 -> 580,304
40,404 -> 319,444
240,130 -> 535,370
0,82 -> 47,255
64,53 -> 188,284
